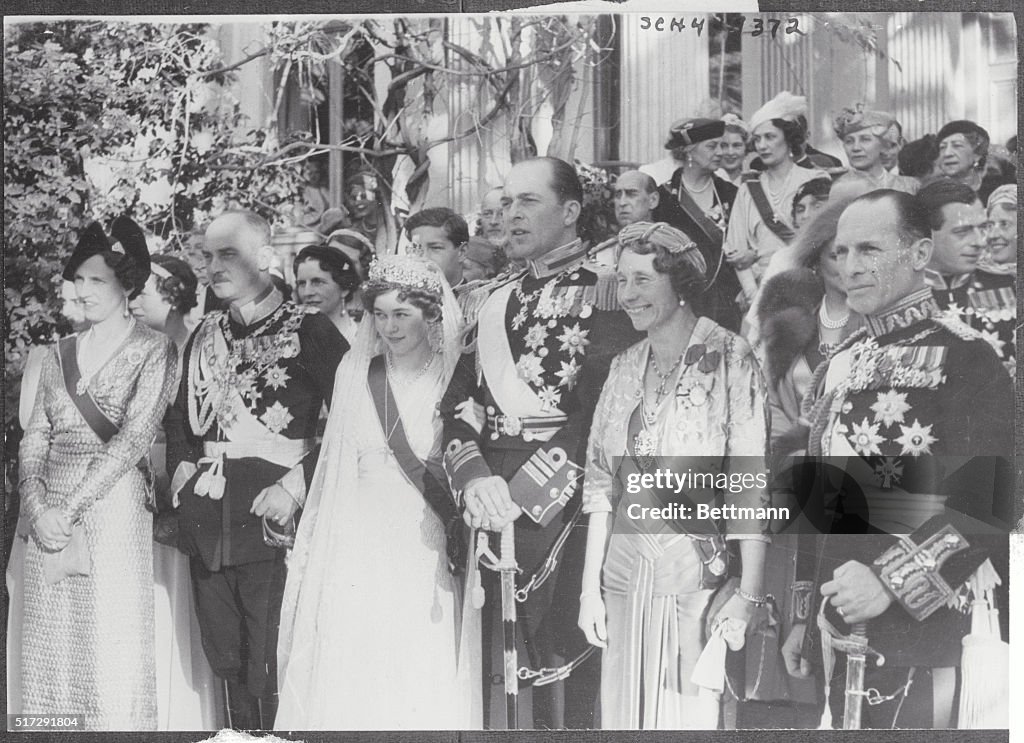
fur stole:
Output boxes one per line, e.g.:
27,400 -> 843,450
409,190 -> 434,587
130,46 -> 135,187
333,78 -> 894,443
757,267 -> 823,389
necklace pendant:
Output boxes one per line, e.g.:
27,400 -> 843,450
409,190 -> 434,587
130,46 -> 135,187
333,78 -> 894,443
634,428 -> 659,458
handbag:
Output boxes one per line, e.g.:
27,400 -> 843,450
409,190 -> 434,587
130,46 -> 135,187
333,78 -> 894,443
704,576 -> 793,703
42,524 -> 91,584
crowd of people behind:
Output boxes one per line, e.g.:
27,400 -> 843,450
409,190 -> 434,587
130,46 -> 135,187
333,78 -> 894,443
7,89 -> 1017,732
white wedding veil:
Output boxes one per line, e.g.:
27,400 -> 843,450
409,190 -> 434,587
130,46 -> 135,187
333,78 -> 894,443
275,255 -> 467,725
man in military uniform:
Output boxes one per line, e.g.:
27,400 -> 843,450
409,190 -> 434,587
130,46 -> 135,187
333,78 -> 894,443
165,210 -> 347,729
917,178 -> 1015,377
441,157 -> 640,729
779,190 -> 1013,728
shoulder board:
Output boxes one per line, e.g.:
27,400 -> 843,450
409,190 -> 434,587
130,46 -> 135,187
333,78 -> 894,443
932,313 -> 984,341
459,285 -> 493,327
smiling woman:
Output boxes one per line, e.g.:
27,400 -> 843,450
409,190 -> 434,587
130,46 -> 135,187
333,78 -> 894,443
275,255 -> 478,730
579,221 -> 770,730
293,244 -> 361,344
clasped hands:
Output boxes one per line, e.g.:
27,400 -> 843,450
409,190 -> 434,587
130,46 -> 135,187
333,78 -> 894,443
34,508 -> 72,551
462,475 -> 521,531
251,482 -> 299,526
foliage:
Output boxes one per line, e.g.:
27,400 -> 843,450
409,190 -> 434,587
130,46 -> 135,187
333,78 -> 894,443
253,17 -> 608,223
4,21 -> 303,427
574,160 -> 617,246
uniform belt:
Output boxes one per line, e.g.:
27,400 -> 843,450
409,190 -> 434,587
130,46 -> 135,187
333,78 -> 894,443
203,438 -> 314,469
486,411 -> 567,441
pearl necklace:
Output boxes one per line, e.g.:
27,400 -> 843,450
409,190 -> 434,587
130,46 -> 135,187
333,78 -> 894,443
818,300 -> 850,330
763,165 -> 796,210
385,351 -> 437,385
682,172 -> 713,194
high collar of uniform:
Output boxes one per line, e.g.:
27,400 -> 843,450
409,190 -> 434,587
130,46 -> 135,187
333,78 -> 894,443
527,238 -> 587,280
865,288 -> 940,338
230,283 -> 282,326
924,268 -> 972,291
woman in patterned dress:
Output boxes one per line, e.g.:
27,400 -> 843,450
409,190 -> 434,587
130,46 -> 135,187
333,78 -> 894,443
17,218 -> 177,730
577,222 -> 770,729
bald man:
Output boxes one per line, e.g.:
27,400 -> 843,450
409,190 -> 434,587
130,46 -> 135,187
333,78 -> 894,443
614,170 -> 660,228
591,171 -> 662,267
165,210 -> 347,729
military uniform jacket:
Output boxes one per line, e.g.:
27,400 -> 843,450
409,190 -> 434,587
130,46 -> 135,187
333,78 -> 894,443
440,239 -> 641,529
796,288 -> 1013,668
165,289 -> 347,570
927,268 -> 1016,377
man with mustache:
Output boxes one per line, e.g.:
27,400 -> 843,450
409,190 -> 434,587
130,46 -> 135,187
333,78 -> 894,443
779,189 -> 1013,728
918,178 -> 1015,377
165,210 -> 347,729
440,157 -> 639,728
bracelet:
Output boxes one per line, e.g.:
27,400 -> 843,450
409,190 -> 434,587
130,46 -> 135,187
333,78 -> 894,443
736,588 -> 767,606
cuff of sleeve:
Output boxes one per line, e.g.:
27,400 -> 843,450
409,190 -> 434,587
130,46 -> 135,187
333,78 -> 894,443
444,439 -> 492,493
20,488 -> 47,524
871,525 -> 968,622
279,464 -> 307,508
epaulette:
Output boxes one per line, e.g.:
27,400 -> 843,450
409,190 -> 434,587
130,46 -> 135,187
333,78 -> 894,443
932,312 -> 984,341
581,259 -> 621,312
459,283 -> 494,328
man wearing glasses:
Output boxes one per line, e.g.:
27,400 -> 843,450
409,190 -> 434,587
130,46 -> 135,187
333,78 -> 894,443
918,178 -> 1015,376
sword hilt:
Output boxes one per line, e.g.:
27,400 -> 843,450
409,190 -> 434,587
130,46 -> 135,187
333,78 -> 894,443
498,523 -> 516,570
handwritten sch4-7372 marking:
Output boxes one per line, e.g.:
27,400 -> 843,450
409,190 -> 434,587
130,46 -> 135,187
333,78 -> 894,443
639,16 -> 806,39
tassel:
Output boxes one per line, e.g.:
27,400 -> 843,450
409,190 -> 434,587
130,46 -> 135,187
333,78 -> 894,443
958,577 -> 1009,728
194,454 -> 226,500
472,530 -> 489,609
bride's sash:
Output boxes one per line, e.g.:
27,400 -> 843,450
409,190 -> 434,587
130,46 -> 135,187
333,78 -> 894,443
367,355 -> 465,574
57,336 -> 119,443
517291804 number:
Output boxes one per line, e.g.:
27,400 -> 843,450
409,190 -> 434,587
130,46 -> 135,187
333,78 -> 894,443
638,16 -> 806,39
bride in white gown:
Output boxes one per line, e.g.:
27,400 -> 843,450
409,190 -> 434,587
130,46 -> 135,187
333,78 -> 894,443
276,255 -> 481,730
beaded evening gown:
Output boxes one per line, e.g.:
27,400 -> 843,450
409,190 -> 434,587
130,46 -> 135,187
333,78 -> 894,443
18,323 -> 176,730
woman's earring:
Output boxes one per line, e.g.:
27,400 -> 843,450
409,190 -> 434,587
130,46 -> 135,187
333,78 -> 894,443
123,296 -> 131,318
678,299 -> 686,308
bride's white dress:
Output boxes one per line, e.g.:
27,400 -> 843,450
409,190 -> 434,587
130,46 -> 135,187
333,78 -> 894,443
276,363 -> 480,730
